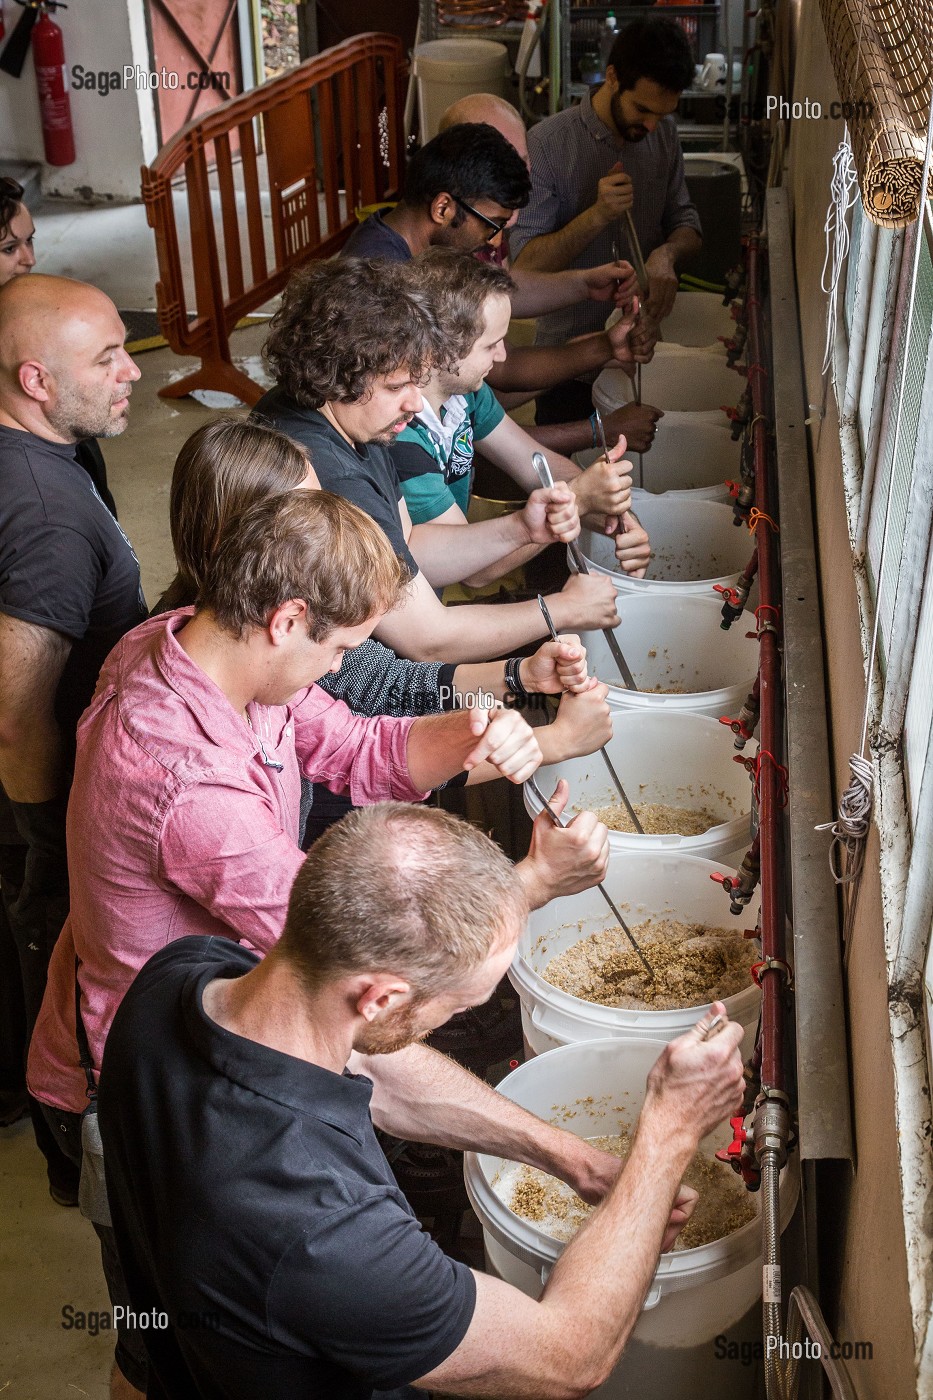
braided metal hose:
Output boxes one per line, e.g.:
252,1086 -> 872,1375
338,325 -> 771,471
761,1148 -> 787,1400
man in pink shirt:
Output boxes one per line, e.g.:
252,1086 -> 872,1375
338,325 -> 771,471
28,488 -> 608,1398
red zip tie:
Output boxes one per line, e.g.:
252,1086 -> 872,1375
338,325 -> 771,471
751,955 -> 793,989
754,750 -> 789,806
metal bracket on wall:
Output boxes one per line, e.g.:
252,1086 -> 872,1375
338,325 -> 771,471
766,186 -> 854,1165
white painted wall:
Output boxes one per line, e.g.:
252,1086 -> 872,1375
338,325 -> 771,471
0,0 -> 157,201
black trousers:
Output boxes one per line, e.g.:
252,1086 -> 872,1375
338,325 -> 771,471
0,789 -> 79,1194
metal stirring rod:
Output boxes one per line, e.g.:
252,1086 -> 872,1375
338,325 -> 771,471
527,776 -> 655,979
621,211 -> 649,490
530,451 -> 638,692
536,593 -> 644,835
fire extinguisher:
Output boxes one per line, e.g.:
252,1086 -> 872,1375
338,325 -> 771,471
0,3 -> 6,43
33,2 -> 75,167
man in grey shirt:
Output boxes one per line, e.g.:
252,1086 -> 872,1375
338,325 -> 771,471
511,15 -> 702,422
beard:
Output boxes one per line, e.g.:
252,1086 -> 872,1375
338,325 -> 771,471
370,415 -> 414,445
46,381 -> 132,440
610,92 -> 649,142
354,999 -> 434,1055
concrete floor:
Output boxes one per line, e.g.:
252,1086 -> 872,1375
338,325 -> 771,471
0,202 -> 268,1395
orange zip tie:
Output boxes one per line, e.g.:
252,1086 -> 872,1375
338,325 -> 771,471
748,508 -> 779,534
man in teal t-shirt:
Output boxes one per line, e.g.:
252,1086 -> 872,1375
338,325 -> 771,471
390,251 -> 652,579
392,381 -> 504,525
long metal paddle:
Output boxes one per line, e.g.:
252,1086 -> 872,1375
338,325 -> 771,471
537,593 -> 644,834
531,451 -> 638,692
526,775 -> 655,979
616,216 -> 649,489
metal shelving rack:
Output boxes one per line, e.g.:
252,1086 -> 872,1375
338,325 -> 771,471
560,3 -> 720,108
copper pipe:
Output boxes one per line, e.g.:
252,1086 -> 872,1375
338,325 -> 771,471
746,233 -> 786,1095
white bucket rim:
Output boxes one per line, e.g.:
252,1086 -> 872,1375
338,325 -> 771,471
508,940 -> 761,1032
511,851 -> 761,1029
569,543 -> 742,595
464,1037 -> 799,1302
522,781 -> 750,853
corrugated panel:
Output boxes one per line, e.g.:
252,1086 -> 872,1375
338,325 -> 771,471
858,227 -> 898,458
866,231 -> 933,642
845,198 -> 864,334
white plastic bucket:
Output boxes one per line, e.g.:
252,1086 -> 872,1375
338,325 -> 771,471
523,711 -> 752,863
595,343 -> 745,414
510,850 -> 760,1055
575,495 -> 755,597
413,39 -> 510,142
465,1038 -> 798,1398
575,413 -> 739,499
662,290 -> 737,348
580,594 -> 758,718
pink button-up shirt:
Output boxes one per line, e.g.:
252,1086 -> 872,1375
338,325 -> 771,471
28,609 -> 428,1113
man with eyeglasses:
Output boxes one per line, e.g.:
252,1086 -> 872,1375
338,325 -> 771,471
342,122 -> 655,443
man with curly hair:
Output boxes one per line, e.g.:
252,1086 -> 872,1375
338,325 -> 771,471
253,258 -> 622,664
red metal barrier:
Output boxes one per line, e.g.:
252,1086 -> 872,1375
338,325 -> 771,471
141,33 -> 407,405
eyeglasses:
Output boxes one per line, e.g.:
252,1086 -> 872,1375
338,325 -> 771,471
453,197 -> 509,243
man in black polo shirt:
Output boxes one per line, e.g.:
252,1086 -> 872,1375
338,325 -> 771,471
253,257 -> 622,665
99,801 -> 746,1400
0,273 -> 146,1217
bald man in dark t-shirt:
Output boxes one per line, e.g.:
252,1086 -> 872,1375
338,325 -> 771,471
0,276 -> 146,1225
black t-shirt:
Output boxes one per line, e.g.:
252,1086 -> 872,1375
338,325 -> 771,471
0,425 -> 146,739
251,390 -> 419,575
98,938 -> 476,1400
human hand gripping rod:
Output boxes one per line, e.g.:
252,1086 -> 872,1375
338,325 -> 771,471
536,592 -> 645,835
526,775 -> 655,979
531,451 -> 638,691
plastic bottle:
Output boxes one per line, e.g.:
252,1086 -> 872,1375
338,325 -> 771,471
599,11 -> 618,73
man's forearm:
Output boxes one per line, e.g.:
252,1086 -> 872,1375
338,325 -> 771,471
375,596 -> 548,664
662,225 -> 702,266
508,266 -> 588,319
409,512 -> 532,589
361,1041 -> 598,1185
462,540 -> 545,589
527,419 -> 592,457
513,205 -> 608,274
534,1114 -> 696,1388
488,334 -> 612,396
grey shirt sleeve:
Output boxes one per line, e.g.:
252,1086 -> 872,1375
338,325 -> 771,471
316,638 -> 457,717
661,126 -> 703,240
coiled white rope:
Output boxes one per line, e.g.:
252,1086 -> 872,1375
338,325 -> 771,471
820,131 -> 859,377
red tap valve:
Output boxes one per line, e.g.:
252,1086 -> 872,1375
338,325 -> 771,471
716,1115 -> 748,1166
715,1115 -> 760,1188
